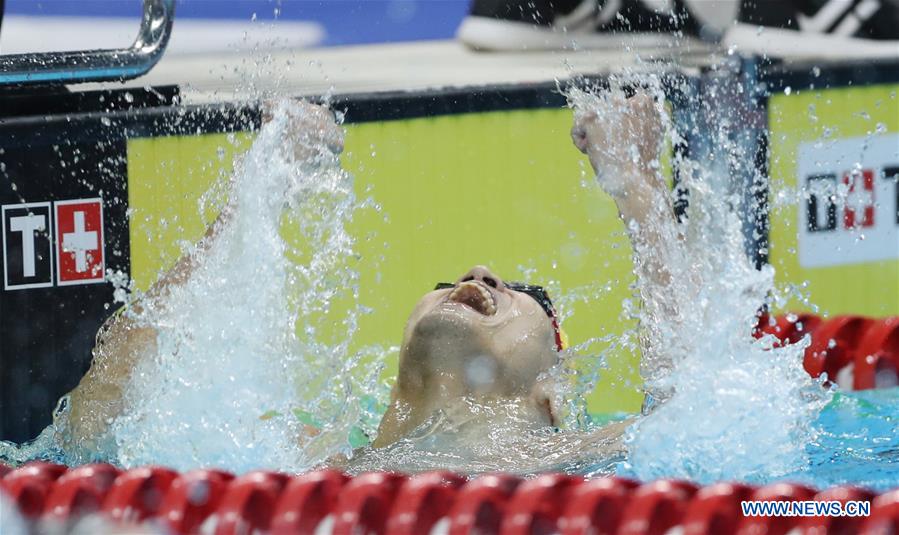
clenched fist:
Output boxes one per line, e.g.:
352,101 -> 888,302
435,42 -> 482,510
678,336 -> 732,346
571,92 -> 665,198
263,99 -> 345,163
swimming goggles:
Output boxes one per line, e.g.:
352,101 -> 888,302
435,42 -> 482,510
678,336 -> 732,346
434,282 -> 564,351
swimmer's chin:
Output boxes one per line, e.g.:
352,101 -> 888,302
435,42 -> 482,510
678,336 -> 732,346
414,307 -> 486,338
426,299 -> 512,327
407,307 -> 501,355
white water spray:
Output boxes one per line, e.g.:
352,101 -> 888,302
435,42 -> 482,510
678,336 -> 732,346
569,78 -> 830,483
93,100 -> 379,473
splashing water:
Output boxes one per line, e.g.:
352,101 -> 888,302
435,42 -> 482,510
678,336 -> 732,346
341,398 -> 627,476
56,100 -> 382,473
620,173 -> 830,483
568,77 -> 831,484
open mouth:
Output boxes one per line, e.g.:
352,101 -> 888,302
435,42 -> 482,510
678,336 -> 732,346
446,281 -> 497,316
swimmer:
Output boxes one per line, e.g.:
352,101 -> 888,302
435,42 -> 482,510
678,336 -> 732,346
63,93 -> 674,462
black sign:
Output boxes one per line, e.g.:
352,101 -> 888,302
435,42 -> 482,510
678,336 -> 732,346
886,166 -> 899,225
3,202 -> 53,289
806,174 -> 838,233
0,112 -> 130,443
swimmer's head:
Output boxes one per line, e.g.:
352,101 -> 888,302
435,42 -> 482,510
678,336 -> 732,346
372,266 -> 564,446
379,266 -> 561,442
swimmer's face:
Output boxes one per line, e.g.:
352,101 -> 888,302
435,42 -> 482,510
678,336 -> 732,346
397,265 -> 558,400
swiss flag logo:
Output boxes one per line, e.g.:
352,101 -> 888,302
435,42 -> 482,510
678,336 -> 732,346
54,198 -> 104,285
843,169 -> 875,229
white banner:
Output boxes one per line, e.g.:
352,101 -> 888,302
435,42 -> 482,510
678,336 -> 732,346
796,134 -> 899,268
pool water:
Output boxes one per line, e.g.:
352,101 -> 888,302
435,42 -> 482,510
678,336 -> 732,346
4,388 -> 898,492
799,388 -> 899,491
608,388 -> 899,492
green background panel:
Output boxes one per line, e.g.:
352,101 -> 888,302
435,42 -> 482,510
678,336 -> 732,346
126,131 -> 255,287
126,108 -> 643,415
768,84 -> 899,316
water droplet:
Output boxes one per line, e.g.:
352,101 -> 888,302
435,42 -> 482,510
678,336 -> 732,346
807,104 -> 817,122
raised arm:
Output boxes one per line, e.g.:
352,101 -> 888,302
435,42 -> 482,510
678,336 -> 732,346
571,93 -> 674,283
63,101 -> 345,453
571,92 -> 682,410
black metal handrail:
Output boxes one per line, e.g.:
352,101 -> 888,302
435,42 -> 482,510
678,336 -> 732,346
0,0 -> 175,86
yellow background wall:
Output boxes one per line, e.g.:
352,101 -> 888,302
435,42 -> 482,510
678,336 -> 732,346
768,84 -> 899,316
126,109 -> 644,415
